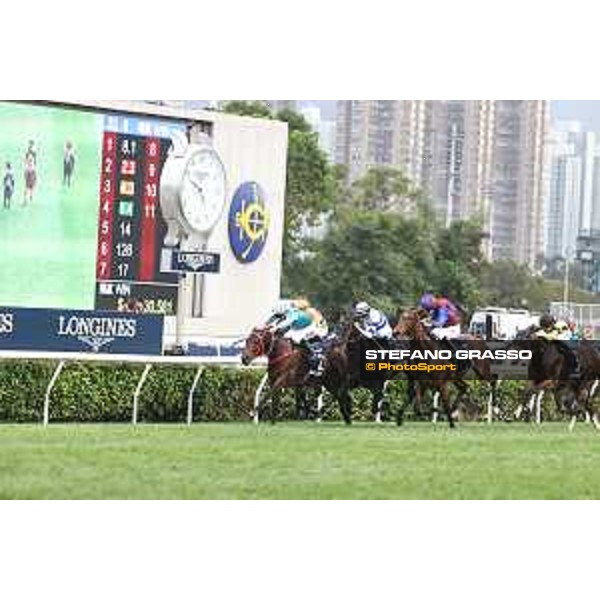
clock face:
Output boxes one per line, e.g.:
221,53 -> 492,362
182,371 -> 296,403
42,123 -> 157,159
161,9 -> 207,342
180,147 -> 226,234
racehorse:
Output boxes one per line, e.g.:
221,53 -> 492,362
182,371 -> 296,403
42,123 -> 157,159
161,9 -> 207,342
393,308 -> 499,427
512,336 -> 600,430
241,326 -> 321,423
241,319 -> 394,425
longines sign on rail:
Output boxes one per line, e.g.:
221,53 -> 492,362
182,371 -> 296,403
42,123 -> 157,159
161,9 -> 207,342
0,308 -> 164,355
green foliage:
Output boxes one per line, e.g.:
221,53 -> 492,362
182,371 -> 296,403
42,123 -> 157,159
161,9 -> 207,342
221,100 -> 272,119
434,220 -> 486,311
480,261 -> 545,310
287,200 -> 488,318
349,166 -> 420,212
0,360 -> 584,425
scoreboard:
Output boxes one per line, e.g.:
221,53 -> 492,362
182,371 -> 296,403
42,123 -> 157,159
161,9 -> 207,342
95,125 -> 179,315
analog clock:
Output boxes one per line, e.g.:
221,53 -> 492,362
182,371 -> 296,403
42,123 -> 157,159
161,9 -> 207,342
160,135 -> 227,247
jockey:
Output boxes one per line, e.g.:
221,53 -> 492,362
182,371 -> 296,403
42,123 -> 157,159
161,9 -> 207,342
352,301 -> 393,342
533,314 -> 580,376
419,292 -> 462,340
266,298 -> 328,376
533,314 -> 571,341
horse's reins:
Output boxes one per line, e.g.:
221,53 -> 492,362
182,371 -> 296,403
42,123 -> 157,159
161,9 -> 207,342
253,329 -> 296,367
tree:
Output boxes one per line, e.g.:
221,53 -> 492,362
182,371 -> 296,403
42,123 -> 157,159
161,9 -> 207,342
221,100 -> 272,119
433,219 -> 487,311
348,166 -> 421,213
480,261 -> 545,309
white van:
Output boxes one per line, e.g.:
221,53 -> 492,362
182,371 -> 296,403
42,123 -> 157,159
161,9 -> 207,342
469,307 -> 539,340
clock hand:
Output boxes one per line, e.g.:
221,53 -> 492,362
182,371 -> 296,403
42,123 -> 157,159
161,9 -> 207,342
189,178 -> 205,196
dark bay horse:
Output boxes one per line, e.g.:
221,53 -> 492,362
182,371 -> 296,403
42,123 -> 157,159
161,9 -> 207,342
513,337 -> 600,430
393,308 -> 499,427
241,320 -> 393,425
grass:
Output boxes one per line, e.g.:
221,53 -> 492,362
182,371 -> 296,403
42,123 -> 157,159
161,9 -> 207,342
0,102 -> 101,309
0,422 -> 598,499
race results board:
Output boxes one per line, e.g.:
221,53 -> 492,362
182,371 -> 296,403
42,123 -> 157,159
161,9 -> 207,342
95,130 -> 178,315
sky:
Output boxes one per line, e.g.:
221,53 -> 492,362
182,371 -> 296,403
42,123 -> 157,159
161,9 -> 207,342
553,101 -> 600,132
194,100 -> 600,131
302,101 -> 600,131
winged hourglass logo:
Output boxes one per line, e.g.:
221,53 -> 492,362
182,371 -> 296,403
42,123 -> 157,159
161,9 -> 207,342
228,182 -> 270,263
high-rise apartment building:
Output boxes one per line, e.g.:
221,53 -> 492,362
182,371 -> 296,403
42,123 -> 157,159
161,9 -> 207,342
335,101 -> 427,185
335,100 -> 550,267
546,121 -> 600,264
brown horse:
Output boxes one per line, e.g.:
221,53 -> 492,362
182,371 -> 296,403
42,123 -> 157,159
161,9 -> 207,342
241,327 -> 320,423
241,321 -> 392,425
393,308 -> 498,427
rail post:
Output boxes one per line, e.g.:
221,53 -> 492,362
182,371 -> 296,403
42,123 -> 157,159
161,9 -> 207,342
43,360 -> 67,427
186,366 -> 204,426
132,364 -> 152,425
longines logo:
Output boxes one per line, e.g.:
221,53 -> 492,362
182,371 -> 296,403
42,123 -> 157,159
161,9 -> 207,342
0,312 -> 14,335
57,315 -> 137,353
178,252 -> 218,272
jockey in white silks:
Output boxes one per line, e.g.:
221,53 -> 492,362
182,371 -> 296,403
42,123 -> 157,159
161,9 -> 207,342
352,302 -> 393,341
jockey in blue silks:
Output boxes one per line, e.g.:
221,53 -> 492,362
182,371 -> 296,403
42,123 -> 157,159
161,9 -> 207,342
266,298 -> 328,376
419,292 -> 462,340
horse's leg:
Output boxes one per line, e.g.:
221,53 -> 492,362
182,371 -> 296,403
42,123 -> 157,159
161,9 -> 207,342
372,384 -> 385,423
316,387 -> 325,423
574,385 -> 599,431
338,388 -> 353,425
270,388 -> 281,425
432,390 -> 440,424
440,385 -> 455,429
397,379 -> 415,426
488,378 -> 501,422
535,390 -> 544,425
294,388 -> 305,421
516,383 -> 535,421
453,379 -> 478,420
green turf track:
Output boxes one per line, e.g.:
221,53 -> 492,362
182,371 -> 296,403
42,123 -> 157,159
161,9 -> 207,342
0,102 -> 101,309
0,422 -> 598,499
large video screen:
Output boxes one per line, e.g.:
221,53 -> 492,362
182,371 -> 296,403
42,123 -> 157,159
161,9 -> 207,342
0,102 -> 184,314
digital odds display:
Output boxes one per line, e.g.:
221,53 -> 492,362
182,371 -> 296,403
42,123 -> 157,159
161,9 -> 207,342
0,102 -> 184,315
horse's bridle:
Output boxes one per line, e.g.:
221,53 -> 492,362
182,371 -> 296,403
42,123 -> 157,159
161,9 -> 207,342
248,328 -> 276,359
395,312 -> 428,340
